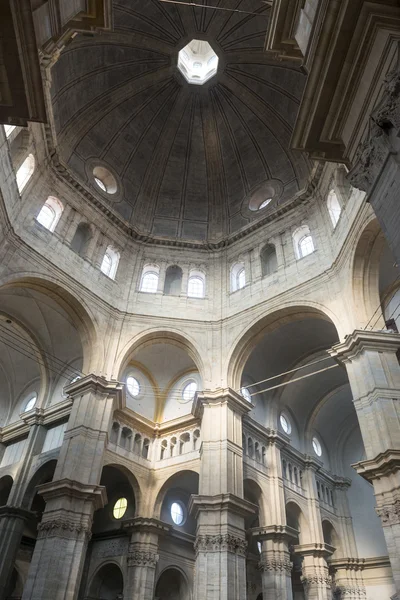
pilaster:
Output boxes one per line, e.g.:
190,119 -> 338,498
123,517 -> 169,600
253,525 -> 297,600
190,388 -> 256,600
294,543 -> 333,600
329,330 -> 400,594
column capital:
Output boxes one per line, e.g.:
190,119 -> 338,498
189,493 -> 257,519
329,330 -> 400,363
192,387 -> 252,418
127,548 -> 159,568
194,533 -> 247,557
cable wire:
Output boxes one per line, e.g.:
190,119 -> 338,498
248,363 -> 340,397
158,0 -> 271,16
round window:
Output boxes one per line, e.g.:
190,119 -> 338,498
92,166 -> 118,194
259,198 -> 272,210
113,497 -> 128,519
127,376 -> 140,397
280,413 -> 291,434
312,436 -> 322,457
24,394 -> 37,412
241,387 -> 251,402
171,501 -> 185,526
182,381 -> 197,402
257,541 -> 262,554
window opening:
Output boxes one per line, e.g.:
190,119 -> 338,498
113,497 -> 128,519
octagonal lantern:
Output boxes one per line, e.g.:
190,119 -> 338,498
178,39 -> 219,85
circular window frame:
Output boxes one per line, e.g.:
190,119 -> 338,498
170,500 -> 186,526
85,159 -> 123,202
243,179 -> 283,217
180,379 -> 198,404
126,375 -> 141,399
279,412 -> 291,435
22,392 -> 37,413
113,497 -> 128,520
312,436 -> 322,457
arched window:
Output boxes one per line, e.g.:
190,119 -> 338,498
70,222 -> 92,257
36,196 -> 64,232
231,262 -> 246,292
164,265 -> 183,295
293,225 -> 315,259
260,244 -> 278,277
327,189 -> 342,227
140,264 -> 159,293
100,246 -> 120,279
188,270 -> 205,298
16,154 -> 35,192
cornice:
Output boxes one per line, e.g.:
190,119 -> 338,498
48,152 -> 322,251
329,329 -> 400,363
251,524 -> 299,543
189,493 -> 257,519
352,449 -> 400,482
192,388 -> 253,418
0,399 -> 73,443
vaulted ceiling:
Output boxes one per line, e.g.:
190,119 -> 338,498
51,0 -> 310,243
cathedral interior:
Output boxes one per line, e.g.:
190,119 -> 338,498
1,1 -> 400,599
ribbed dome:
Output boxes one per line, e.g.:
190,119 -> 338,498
51,0 -> 310,243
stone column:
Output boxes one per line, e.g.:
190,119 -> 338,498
252,433 -> 296,600
189,388 -> 256,600
0,412 -> 47,600
329,330 -> 400,595
256,525 -> 295,600
0,506 -> 33,600
295,544 -> 333,600
22,375 -> 124,600
123,517 -> 169,600
329,558 -> 366,599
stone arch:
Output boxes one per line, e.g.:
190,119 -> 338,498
21,459 -> 57,510
97,462 -> 141,516
351,216 -> 388,328
0,475 -> 13,505
155,566 -> 190,600
285,500 -> 309,544
243,477 -> 268,527
115,328 -> 206,384
87,562 -> 124,599
0,275 -> 99,372
322,518 -> 342,555
227,304 -> 341,390
153,469 -> 199,520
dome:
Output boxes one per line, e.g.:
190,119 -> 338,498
51,0 -> 309,243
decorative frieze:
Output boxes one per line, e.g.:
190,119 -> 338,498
37,519 -> 92,541
333,585 -> 367,598
258,557 -> 292,573
194,534 -> 247,556
301,574 -> 332,588
127,550 -> 159,568
376,499 -> 400,526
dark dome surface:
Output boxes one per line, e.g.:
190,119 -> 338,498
51,0 -> 309,243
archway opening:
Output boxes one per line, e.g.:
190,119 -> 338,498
88,563 -> 123,599
155,568 -> 189,600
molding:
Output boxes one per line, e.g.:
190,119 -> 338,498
47,152 -> 323,250
294,542 -> 336,558
251,524 -> 299,543
0,506 -> 34,521
37,478 -> 107,510
352,449 -> 400,482
189,493 -> 257,520
123,517 -> 170,536
192,388 -> 253,418
329,329 -> 400,363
